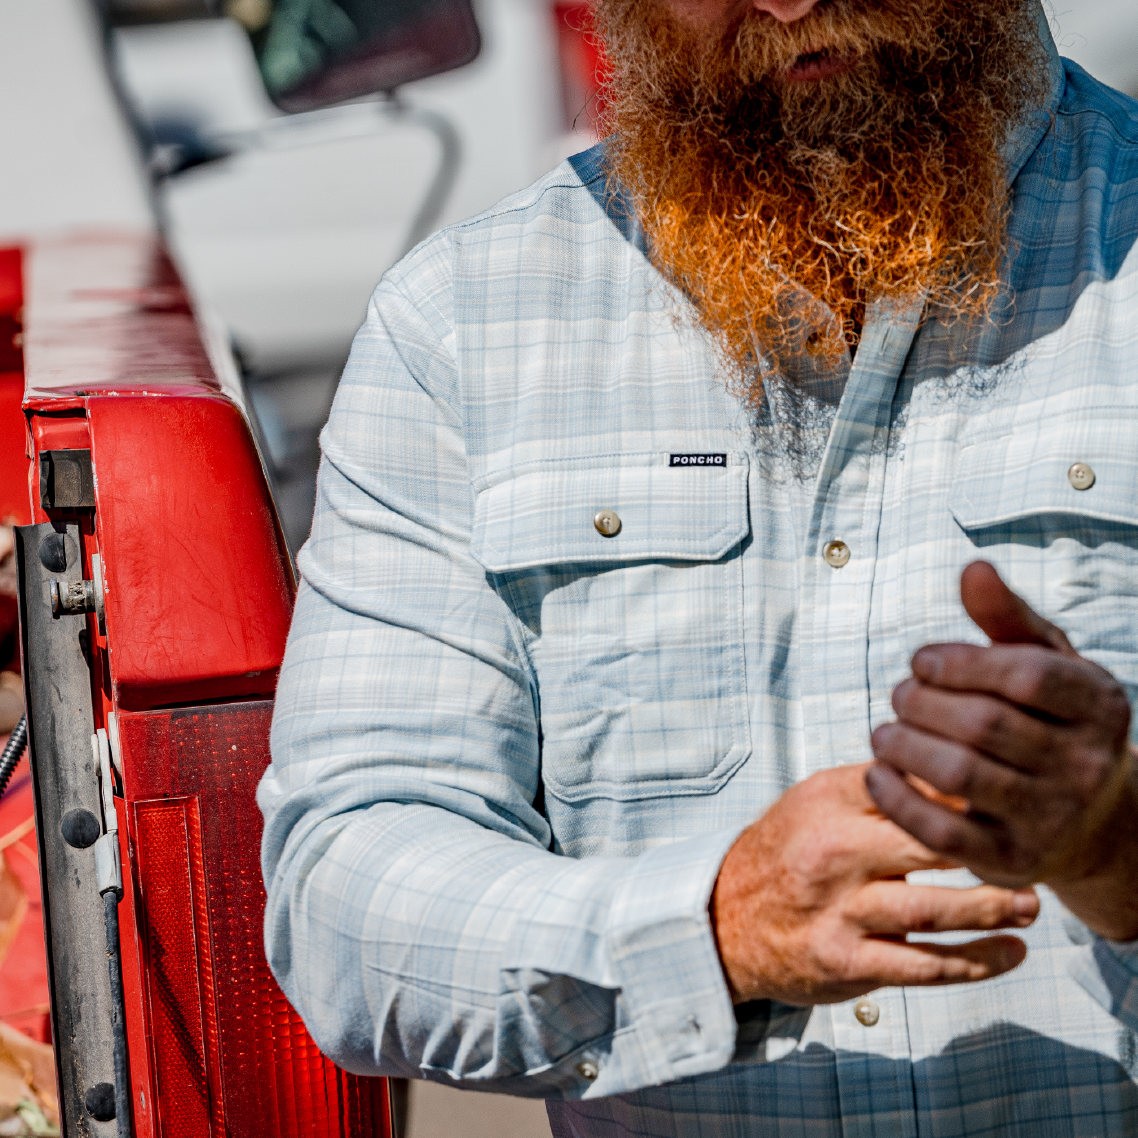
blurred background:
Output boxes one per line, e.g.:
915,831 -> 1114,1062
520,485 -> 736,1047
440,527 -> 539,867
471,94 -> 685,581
0,0 -> 1136,1134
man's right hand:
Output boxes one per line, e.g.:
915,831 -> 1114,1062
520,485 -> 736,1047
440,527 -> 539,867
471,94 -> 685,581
709,764 -> 1039,1006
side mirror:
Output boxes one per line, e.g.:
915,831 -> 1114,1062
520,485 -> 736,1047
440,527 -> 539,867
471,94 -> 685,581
104,0 -> 482,113
249,0 -> 480,112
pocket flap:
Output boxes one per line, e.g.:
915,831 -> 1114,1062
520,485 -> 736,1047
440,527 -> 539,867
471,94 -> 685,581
950,427 -> 1138,530
471,453 -> 750,572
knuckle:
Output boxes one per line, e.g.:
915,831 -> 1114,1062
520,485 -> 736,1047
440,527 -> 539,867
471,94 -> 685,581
1098,686 -> 1132,735
937,750 -> 976,797
797,833 -> 852,882
812,932 -> 857,984
1007,657 -> 1052,704
975,890 -> 1013,928
902,894 -> 940,933
998,775 -> 1035,817
921,813 -> 968,858
908,952 -> 954,985
962,704 -> 1006,749
1063,748 -> 1114,802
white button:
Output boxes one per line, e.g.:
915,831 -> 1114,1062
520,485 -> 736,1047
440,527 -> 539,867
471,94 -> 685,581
576,1060 -> 599,1080
854,998 -> 880,1027
594,509 -> 621,537
823,540 -> 850,568
1068,462 -> 1095,491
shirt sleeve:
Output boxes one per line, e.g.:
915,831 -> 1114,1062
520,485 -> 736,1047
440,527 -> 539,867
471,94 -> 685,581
1065,912 -> 1138,1033
257,243 -> 742,1099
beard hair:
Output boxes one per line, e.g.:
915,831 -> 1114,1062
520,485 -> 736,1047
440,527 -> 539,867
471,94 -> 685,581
592,0 -> 1050,397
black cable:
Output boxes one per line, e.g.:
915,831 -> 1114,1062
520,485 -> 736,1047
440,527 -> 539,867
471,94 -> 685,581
104,891 -> 133,1138
0,714 -> 28,799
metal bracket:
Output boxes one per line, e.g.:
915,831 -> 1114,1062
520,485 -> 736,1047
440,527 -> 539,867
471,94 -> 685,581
49,553 -> 106,635
91,731 -> 121,899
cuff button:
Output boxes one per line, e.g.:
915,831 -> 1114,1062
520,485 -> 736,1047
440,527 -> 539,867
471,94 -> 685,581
576,1060 -> 599,1081
1067,462 -> 1095,491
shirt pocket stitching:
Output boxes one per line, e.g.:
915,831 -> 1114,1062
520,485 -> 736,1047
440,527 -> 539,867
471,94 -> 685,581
473,453 -> 752,803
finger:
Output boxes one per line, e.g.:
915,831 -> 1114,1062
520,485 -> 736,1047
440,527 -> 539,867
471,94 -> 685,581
856,933 -> 1028,988
959,561 -> 1076,656
847,880 -> 1038,935
871,721 -> 1041,813
860,812 -> 961,877
865,761 -> 1032,885
886,683 -> 1062,774
908,643 -> 1120,724
814,764 -> 960,875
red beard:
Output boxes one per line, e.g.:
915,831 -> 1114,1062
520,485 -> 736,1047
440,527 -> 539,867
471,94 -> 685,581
593,0 -> 1049,391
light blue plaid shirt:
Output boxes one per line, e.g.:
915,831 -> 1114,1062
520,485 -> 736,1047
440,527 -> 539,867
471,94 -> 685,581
260,14 -> 1138,1134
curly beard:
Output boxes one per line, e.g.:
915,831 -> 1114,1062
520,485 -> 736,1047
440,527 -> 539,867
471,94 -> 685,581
592,0 -> 1050,392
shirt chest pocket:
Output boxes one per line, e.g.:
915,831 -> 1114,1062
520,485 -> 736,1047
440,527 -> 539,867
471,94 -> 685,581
947,415 -> 1138,695
470,453 -> 752,803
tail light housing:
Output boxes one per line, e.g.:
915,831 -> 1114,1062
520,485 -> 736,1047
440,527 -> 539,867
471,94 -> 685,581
116,703 -> 392,1138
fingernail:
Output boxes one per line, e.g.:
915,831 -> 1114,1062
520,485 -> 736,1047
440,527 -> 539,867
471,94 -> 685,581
864,764 -> 886,799
870,723 -> 896,752
912,648 -> 943,681
1001,940 -> 1025,971
892,678 -> 915,708
1013,890 -> 1038,920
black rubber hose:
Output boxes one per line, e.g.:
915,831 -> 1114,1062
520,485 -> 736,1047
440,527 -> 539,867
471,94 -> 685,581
0,714 -> 28,799
104,891 -> 133,1138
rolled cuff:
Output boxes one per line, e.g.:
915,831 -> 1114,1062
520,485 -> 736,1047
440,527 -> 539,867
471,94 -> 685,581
581,828 -> 744,1097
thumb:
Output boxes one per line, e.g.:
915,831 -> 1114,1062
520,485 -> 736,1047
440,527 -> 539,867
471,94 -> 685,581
959,561 -> 1076,656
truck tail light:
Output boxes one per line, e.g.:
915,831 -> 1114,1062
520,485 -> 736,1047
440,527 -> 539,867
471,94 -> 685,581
117,701 -> 391,1138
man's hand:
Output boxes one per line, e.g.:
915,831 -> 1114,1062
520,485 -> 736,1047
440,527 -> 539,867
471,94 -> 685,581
710,764 -> 1037,1006
868,560 -> 1138,942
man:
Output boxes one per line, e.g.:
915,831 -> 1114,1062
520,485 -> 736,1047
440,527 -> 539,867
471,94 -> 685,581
259,0 -> 1138,1132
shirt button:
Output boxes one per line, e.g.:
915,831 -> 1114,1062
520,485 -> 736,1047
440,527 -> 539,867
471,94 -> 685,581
594,509 -> 621,537
854,998 -> 880,1027
1067,462 -> 1095,491
823,540 -> 850,568
576,1060 -> 599,1081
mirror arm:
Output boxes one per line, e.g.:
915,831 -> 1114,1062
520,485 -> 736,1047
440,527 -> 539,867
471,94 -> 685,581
162,94 -> 463,260
386,98 -> 462,259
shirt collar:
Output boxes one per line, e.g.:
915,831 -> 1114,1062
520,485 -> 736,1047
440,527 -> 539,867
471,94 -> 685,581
1003,1 -> 1066,185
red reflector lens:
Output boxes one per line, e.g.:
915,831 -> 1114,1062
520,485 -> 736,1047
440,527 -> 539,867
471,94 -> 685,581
121,703 -> 391,1138
135,798 -> 221,1138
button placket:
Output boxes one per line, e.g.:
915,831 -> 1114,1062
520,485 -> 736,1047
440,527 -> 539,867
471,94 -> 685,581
823,540 -> 850,568
798,301 -> 923,781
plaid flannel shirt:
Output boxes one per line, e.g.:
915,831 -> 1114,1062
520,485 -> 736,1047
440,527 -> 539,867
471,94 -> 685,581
260,13 -> 1138,1135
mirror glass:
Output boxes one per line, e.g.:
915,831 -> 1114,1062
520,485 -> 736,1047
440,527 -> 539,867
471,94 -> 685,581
242,0 -> 481,111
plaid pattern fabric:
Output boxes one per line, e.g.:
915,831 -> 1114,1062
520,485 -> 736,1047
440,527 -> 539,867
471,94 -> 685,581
260,19 -> 1138,1135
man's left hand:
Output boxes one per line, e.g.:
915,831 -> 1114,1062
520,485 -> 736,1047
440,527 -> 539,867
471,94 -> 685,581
867,560 -> 1138,943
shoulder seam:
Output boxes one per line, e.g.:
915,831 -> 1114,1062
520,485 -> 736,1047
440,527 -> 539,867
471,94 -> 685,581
436,169 -> 596,237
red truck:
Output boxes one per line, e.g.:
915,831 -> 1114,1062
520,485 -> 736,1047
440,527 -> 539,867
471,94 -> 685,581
0,1 -> 480,1134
